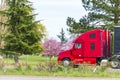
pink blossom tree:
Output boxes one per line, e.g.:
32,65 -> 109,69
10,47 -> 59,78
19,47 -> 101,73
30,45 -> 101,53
60,40 -> 73,51
42,38 -> 61,60
42,38 -> 74,60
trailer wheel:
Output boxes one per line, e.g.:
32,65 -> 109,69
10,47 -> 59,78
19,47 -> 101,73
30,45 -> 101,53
62,58 -> 71,66
110,59 -> 120,69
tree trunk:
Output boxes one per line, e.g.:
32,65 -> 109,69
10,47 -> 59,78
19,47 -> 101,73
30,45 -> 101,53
14,55 -> 19,64
49,55 -> 52,61
114,1 -> 119,24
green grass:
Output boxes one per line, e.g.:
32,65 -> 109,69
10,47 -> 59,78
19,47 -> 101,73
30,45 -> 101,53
0,66 -> 120,78
4,55 -> 57,65
1,55 -> 120,78
19,55 -> 56,61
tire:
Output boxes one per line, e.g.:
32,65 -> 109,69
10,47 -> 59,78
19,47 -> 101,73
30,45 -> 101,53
62,58 -> 71,66
110,59 -> 120,69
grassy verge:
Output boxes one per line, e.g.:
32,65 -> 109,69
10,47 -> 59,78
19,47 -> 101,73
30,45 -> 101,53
0,55 -> 120,77
0,65 -> 120,78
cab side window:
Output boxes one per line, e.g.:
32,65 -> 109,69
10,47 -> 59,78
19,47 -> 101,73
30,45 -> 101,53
90,33 -> 96,38
75,43 -> 82,49
91,43 -> 95,50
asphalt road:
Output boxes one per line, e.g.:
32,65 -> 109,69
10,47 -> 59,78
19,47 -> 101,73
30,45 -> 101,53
0,76 -> 120,80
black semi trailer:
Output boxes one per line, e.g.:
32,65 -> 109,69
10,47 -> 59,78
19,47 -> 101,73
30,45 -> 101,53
109,27 -> 120,69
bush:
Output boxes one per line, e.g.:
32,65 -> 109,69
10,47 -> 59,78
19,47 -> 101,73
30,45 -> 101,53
0,61 -> 4,68
35,61 -> 66,72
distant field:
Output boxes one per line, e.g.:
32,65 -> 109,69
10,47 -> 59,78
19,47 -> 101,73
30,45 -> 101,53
4,55 -> 57,65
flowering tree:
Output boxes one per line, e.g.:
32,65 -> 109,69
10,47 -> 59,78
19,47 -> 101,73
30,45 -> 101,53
60,40 -> 73,51
42,38 -> 74,60
42,38 -> 61,60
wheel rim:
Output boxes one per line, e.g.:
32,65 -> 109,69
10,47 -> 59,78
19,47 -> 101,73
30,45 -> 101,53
111,61 -> 119,68
63,60 -> 70,66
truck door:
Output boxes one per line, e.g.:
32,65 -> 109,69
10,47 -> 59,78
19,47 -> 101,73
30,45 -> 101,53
72,42 -> 83,58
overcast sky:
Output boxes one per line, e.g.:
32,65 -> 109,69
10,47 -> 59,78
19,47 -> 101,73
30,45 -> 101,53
29,0 -> 88,40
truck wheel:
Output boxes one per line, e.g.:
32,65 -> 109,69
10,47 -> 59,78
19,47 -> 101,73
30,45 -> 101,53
62,58 -> 71,66
110,59 -> 120,69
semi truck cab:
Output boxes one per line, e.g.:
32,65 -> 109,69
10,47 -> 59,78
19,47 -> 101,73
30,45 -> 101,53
58,29 -> 111,66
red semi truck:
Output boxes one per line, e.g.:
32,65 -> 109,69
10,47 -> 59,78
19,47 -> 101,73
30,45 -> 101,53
58,27 -> 120,68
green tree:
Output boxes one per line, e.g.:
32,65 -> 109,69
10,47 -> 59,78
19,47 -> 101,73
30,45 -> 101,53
0,0 -> 8,51
57,28 -> 67,44
66,15 -> 95,35
0,0 -> 46,61
82,0 -> 120,30
67,0 -> 120,35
